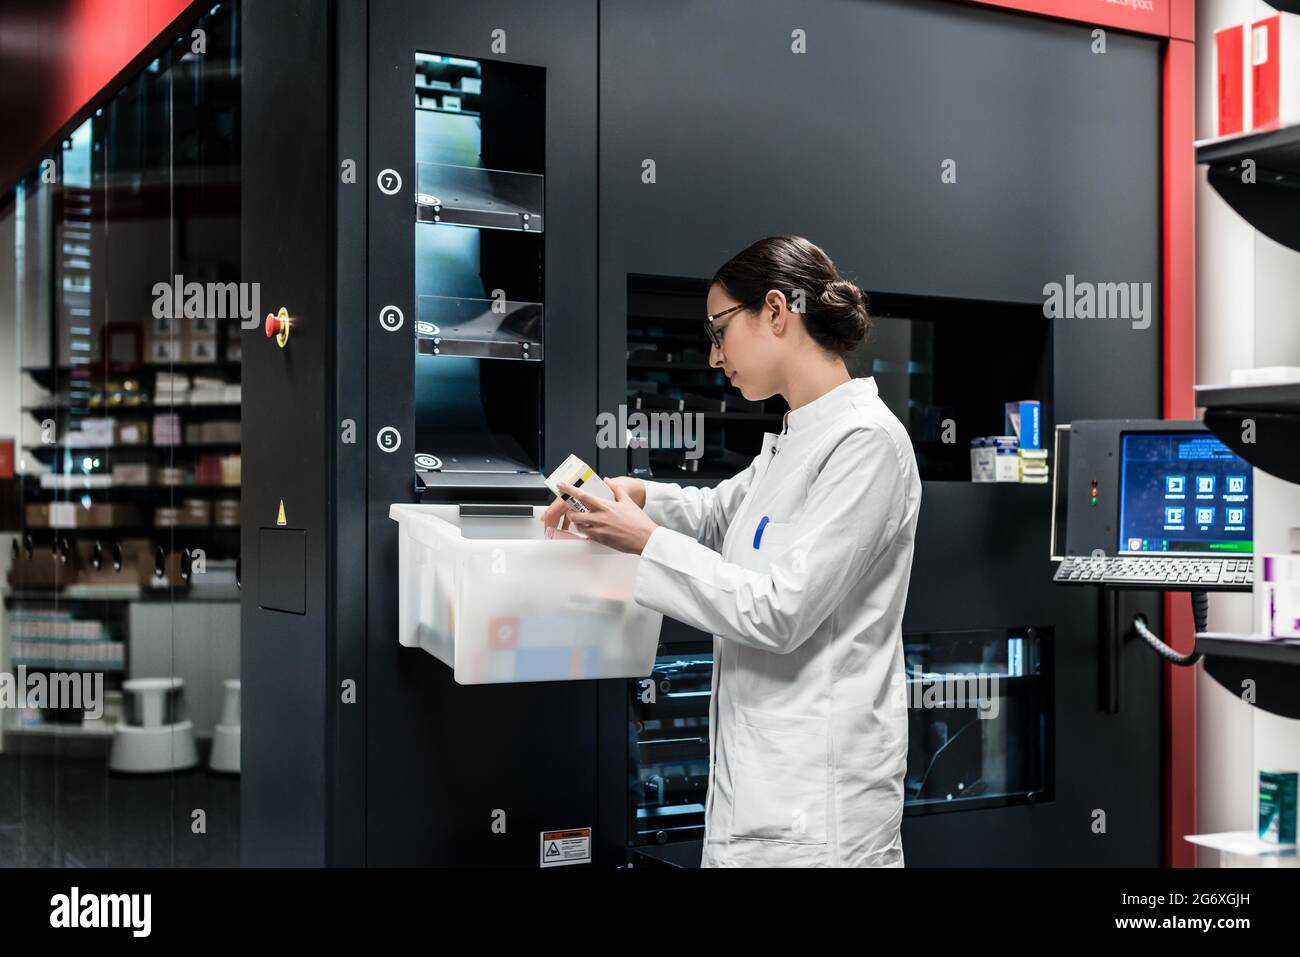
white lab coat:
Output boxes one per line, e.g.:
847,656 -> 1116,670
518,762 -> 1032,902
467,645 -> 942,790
633,376 -> 921,867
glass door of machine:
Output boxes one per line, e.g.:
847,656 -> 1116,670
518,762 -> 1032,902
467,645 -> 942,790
412,51 -> 545,483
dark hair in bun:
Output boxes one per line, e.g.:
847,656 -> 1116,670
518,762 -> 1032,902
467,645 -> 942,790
711,235 -> 871,356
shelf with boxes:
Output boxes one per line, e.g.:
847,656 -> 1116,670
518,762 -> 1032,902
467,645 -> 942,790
24,443 -> 240,466
21,502 -> 241,535
5,610 -> 126,672
13,360 -> 243,575
7,534 -> 225,595
415,51 -> 483,116
144,308 -> 244,366
0,592 -> 141,740
26,425 -> 240,448
1202,9 -> 1300,253
19,363 -> 241,392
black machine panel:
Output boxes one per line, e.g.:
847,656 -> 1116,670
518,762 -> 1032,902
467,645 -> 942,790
364,0 -> 600,866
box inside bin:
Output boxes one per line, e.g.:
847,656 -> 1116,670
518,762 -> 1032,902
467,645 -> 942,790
390,503 -> 663,684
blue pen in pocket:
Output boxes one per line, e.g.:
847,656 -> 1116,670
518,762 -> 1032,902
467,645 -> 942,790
753,515 -> 770,549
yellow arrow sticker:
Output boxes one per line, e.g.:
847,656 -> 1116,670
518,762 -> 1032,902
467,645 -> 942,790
276,500 -> 287,526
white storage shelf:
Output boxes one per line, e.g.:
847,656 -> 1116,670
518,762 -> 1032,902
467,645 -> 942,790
390,504 -> 663,684
1185,831 -> 1296,861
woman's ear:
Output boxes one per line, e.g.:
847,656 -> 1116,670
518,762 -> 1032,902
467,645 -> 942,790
765,289 -> 788,335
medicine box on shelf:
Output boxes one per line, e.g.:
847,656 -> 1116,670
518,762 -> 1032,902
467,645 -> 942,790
389,504 -> 663,684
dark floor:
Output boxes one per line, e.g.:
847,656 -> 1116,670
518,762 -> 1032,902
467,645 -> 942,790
0,742 -> 240,867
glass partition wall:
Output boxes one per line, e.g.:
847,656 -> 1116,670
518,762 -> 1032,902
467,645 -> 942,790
0,2 -> 242,866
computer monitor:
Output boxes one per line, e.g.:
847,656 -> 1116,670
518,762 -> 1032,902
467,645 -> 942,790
1116,431 -> 1253,557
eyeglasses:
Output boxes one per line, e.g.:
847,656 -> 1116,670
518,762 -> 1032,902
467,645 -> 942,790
704,302 -> 749,350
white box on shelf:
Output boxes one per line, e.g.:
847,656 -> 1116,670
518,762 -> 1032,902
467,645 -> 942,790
1257,555 -> 1300,639
48,502 -> 79,528
389,503 -> 663,684
1229,366 -> 1300,385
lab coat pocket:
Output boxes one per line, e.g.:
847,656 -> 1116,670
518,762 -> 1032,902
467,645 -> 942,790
730,705 -> 829,844
730,521 -> 794,574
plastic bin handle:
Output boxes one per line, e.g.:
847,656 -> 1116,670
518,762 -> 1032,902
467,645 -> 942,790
458,504 -> 535,517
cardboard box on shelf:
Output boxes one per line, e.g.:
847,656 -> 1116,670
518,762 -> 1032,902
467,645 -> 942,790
83,504 -> 143,528
49,502 -> 79,528
111,463 -> 154,486
25,503 -> 50,527
157,467 -> 188,487
147,337 -> 182,363
6,546 -> 75,590
221,455 -> 241,486
214,500 -> 240,527
64,418 -> 116,447
1253,13 -> 1300,130
152,315 -> 179,339
1004,400 -> 1041,451
186,421 -> 240,445
1216,23 -> 1248,136
970,436 -> 1020,483
187,337 -> 219,364
181,499 -> 212,526
153,413 -> 183,445
114,420 -> 151,446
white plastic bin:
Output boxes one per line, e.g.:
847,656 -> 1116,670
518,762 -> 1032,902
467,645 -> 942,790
389,503 -> 663,684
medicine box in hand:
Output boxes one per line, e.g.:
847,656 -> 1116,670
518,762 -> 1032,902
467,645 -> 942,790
544,454 -> 614,513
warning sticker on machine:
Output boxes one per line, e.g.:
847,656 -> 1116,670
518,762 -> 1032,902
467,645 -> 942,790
539,827 -> 592,868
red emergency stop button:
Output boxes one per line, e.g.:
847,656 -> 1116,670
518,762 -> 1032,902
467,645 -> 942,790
265,307 -> 291,348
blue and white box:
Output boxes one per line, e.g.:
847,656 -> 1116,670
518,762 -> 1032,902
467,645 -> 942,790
1004,400 -> 1041,451
971,436 -> 1020,482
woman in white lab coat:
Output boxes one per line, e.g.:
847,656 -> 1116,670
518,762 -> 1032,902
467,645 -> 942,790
543,235 -> 922,868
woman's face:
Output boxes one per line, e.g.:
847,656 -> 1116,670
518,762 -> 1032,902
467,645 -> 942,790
705,283 -> 784,401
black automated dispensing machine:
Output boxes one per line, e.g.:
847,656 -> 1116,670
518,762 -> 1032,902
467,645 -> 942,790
242,0 -> 1180,868
363,0 -> 606,867
242,0 -> 607,866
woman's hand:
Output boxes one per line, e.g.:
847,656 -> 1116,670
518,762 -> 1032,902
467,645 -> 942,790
546,478 -> 657,554
540,476 -> 646,536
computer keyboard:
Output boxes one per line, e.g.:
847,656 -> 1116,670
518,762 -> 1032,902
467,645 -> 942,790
1053,555 -> 1254,591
